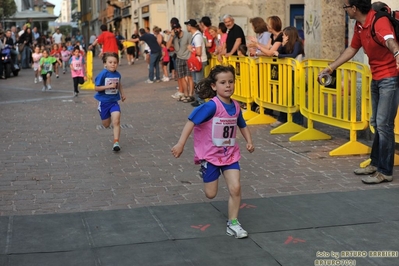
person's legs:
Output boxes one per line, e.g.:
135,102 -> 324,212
223,169 -> 241,220
111,111 -> 121,142
154,52 -> 161,81
369,77 -> 398,176
148,53 -> 157,81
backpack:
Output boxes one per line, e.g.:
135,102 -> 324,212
187,32 -> 203,72
371,4 -> 399,47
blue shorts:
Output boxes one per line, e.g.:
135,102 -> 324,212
199,161 -> 240,183
97,101 -> 121,120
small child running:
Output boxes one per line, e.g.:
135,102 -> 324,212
32,46 -> 42,83
69,46 -> 86,97
39,49 -> 62,92
171,65 -> 255,239
94,52 -> 126,152
61,45 -> 72,74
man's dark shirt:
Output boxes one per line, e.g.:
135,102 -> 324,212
226,24 -> 246,55
139,33 -> 161,53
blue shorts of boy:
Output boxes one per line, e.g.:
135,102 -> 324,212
199,161 -> 240,183
97,101 -> 121,120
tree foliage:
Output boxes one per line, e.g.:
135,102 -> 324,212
0,0 -> 17,17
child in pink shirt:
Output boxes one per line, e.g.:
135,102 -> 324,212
171,65 -> 255,239
69,47 -> 86,97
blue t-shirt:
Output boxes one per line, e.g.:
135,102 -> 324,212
188,98 -> 247,128
94,69 -> 122,102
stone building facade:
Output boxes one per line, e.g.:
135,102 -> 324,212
79,0 -> 399,62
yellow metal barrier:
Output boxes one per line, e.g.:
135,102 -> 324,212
290,59 -> 372,156
80,51 -> 95,90
227,56 -> 257,120
246,57 -> 303,131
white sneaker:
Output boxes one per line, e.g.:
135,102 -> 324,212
47,85 -> 52,90
162,77 -> 170,82
226,219 -> 248,239
39,76 -> 43,82
42,86 -> 46,92
171,91 -> 184,99
145,79 -> 154,84
34,78 -> 38,83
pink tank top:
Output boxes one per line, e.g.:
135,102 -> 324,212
193,97 -> 241,166
70,56 -> 84,78
32,53 -> 42,69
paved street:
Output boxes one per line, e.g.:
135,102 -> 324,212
1,55 -> 399,216
1,54 -> 399,266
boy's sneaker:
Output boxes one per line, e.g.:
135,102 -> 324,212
42,86 -> 46,92
226,219 -> 248,239
113,142 -> 121,152
39,76 -> 43,82
47,85 -> 52,90
56,75 -> 59,78
34,78 -> 38,83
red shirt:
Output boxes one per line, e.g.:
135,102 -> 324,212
351,9 -> 399,80
203,28 -> 216,53
97,31 -> 119,54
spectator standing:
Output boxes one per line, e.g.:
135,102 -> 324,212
166,23 -> 193,102
52,28 -> 63,45
200,16 -> 216,54
88,25 -> 119,57
131,28 -> 162,83
272,26 -> 304,127
249,16 -> 283,57
222,15 -> 246,57
18,27 -> 33,69
248,17 -> 271,57
131,30 -> 140,60
321,0 -> 399,184
185,19 -> 208,106
89,33 -> 97,56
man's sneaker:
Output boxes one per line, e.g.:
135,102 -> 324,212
47,85 -> 52,90
171,91 -> 184,99
354,165 -> 377,175
226,219 -> 248,239
34,78 -> 38,83
155,79 -> 161,83
361,172 -> 392,184
145,79 -> 154,84
113,142 -> 121,152
42,86 -> 46,92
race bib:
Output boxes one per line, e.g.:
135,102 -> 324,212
104,77 -> 119,94
44,63 -> 52,72
212,117 -> 237,146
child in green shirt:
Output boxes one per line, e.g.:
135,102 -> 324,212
39,49 -> 62,92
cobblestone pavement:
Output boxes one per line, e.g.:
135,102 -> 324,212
1,55 -> 398,216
